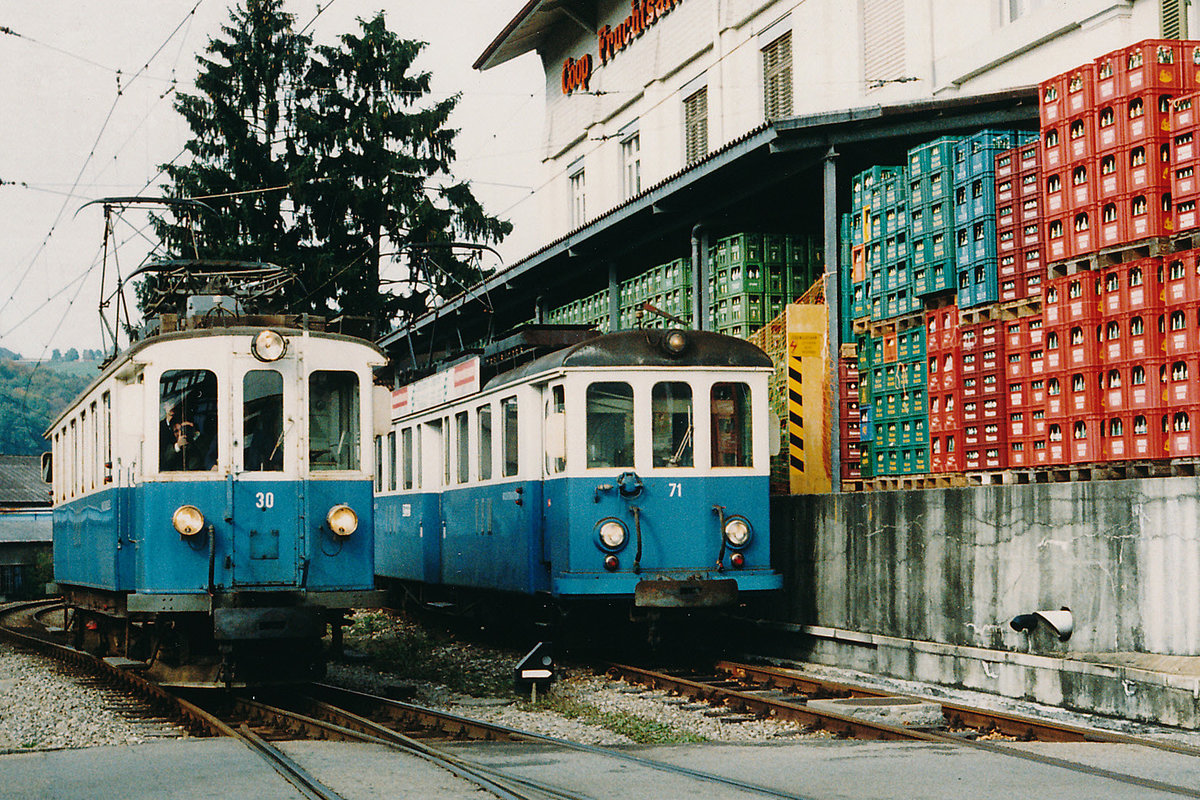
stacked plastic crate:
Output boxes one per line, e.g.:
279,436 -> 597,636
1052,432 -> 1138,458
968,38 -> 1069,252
1098,256 -> 1168,460
995,141 -> 1045,302
953,130 -> 1037,308
908,136 -> 960,299
1172,93 -> 1200,230
926,303 -> 960,473
1002,312 -> 1046,467
839,353 -> 862,481
878,167 -> 918,320
864,323 -> 929,475
959,316 -> 1007,470
1040,273 -> 1105,464
857,332 -> 875,477
1160,251 -> 1200,457
851,166 -> 903,323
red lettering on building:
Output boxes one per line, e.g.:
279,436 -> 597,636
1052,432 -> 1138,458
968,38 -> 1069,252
561,0 -> 684,93
561,54 -> 593,95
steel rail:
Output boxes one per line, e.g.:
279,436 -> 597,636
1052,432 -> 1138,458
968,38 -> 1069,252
236,696 -> 575,800
612,662 -> 1200,799
236,724 -> 347,800
717,661 -> 1200,756
312,682 -> 819,800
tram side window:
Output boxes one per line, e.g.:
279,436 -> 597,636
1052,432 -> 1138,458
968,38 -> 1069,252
387,431 -> 397,491
374,436 -> 383,491
478,405 -> 493,481
401,427 -> 414,489
587,382 -> 634,468
652,382 -> 694,467
501,396 -> 519,477
160,369 -> 218,472
309,371 -> 359,470
244,370 -> 283,471
711,382 -> 753,467
546,385 -> 566,474
455,411 -> 470,483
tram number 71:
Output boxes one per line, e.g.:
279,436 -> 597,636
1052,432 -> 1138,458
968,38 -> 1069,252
668,482 -> 682,497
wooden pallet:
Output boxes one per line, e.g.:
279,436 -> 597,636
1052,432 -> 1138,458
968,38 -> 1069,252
1048,238 -> 1173,278
860,473 -> 965,491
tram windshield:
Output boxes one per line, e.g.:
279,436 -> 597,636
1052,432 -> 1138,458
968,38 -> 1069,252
711,382 -> 753,467
586,382 -> 634,468
160,369 -> 218,472
652,382 -> 693,467
243,370 -> 283,471
309,371 -> 360,470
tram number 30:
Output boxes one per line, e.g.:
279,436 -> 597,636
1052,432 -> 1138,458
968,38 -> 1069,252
255,492 -> 275,509
668,482 -> 682,497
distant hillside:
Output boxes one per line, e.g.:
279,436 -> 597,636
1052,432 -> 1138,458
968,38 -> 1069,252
0,347 -> 19,360
0,359 -> 100,454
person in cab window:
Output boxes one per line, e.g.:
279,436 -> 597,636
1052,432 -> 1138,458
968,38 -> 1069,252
161,403 -> 215,471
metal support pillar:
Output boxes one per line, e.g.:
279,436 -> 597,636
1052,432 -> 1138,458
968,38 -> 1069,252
823,147 -> 842,493
608,262 -> 621,331
691,224 -> 710,330
534,296 -> 546,325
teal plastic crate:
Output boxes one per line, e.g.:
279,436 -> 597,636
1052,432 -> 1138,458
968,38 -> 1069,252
907,136 -> 962,180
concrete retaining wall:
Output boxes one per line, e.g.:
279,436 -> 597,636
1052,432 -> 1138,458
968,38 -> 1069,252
770,477 -> 1200,726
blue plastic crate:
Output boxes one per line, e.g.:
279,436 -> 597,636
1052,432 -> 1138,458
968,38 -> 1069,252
883,204 -> 908,237
954,217 -> 997,269
853,165 -> 904,211
952,129 -> 1033,183
913,259 -> 955,296
956,260 -> 999,308
908,136 -> 961,179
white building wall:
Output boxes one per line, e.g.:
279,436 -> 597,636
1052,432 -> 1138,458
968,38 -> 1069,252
527,0 -> 1169,244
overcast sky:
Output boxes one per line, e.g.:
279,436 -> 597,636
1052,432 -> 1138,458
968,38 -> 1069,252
0,1 -> 543,358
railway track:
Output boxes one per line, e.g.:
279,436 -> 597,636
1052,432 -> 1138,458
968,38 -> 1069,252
608,660 -> 1200,798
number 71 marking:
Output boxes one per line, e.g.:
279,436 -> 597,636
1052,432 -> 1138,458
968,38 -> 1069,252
668,482 -> 682,497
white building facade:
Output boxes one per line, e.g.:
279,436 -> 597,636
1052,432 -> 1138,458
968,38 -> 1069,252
478,0 -> 1193,251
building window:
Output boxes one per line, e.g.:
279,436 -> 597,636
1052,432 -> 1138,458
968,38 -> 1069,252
621,131 -> 641,200
1162,0 -> 1187,39
569,167 -> 586,228
863,0 -> 905,88
762,31 -> 793,120
684,86 -> 708,164
1002,0 -> 1041,24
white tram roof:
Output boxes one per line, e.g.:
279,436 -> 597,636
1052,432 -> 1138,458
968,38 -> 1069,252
46,321 -> 386,435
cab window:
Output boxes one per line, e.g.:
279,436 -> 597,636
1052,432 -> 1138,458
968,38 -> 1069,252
587,382 -> 633,468
309,371 -> 359,470
243,370 -> 283,471
711,382 -> 752,467
160,369 -> 218,472
652,382 -> 693,467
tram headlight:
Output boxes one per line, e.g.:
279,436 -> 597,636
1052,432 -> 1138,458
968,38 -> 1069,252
172,504 -> 205,537
326,504 -> 358,536
662,329 -> 689,356
595,518 -> 628,551
723,517 -> 752,549
251,329 -> 288,362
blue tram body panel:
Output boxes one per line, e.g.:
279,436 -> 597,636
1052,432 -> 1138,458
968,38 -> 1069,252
545,475 -> 781,598
53,487 -> 135,592
375,491 -> 442,584
440,480 -> 546,594
303,479 -> 375,591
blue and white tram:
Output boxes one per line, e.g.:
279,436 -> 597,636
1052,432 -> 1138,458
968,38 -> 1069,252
374,328 -> 783,621
46,320 -> 389,685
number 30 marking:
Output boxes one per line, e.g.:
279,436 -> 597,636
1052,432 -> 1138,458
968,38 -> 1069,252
669,482 -> 682,497
255,491 -> 275,509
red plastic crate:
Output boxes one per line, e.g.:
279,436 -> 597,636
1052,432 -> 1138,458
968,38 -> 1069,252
1097,152 -> 1126,199
1175,163 -> 1199,198
979,321 -> 1001,349
1065,160 -> 1097,210
1128,191 -> 1174,240
994,148 -> 1017,181
1094,50 -> 1120,101
1008,437 -> 1032,467
1046,422 -> 1069,464
1184,43 -> 1200,87
1066,113 -> 1095,162
1040,73 -> 1067,126
1164,306 -> 1200,356
1115,256 -> 1163,313
1121,39 -> 1187,94
1175,129 -> 1198,166
1007,410 -> 1029,439
1164,249 -> 1200,305
1064,368 -> 1103,415
1105,357 -> 1166,412
1164,355 -> 1200,405
940,350 -> 959,391
1043,126 -> 1064,170
1069,414 -> 1103,463
997,224 -> 1017,256
1019,195 -> 1041,224
996,176 -> 1015,205
1119,91 -> 1173,146
1017,142 -> 1039,172
1165,405 -> 1200,457
1044,171 -> 1065,215
1029,406 -> 1048,436
999,253 -> 1020,279
1018,169 -> 1041,200
1104,413 -> 1165,461
1176,197 -> 1200,233
1101,310 -> 1164,363
1095,103 -> 1120,151
1045,373 -> 1067,419
1024,271 -> 1044,298
1174,92 -> 1200,131
1124,142 -> 1171,193
1066,64 -> 1097,115
1064,322 -> 1103,369
1068,206 -> 1096,256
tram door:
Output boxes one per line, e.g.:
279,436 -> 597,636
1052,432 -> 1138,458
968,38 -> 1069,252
230,368 -> 299,587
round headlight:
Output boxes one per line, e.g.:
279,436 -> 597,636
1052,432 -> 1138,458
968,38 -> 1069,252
597,519 -> 628,550
723,517 -> 752,548
172,505 -> 205,536
327,504 -> 358,536
252,329 -> 288,362
663,329 -> 689,355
